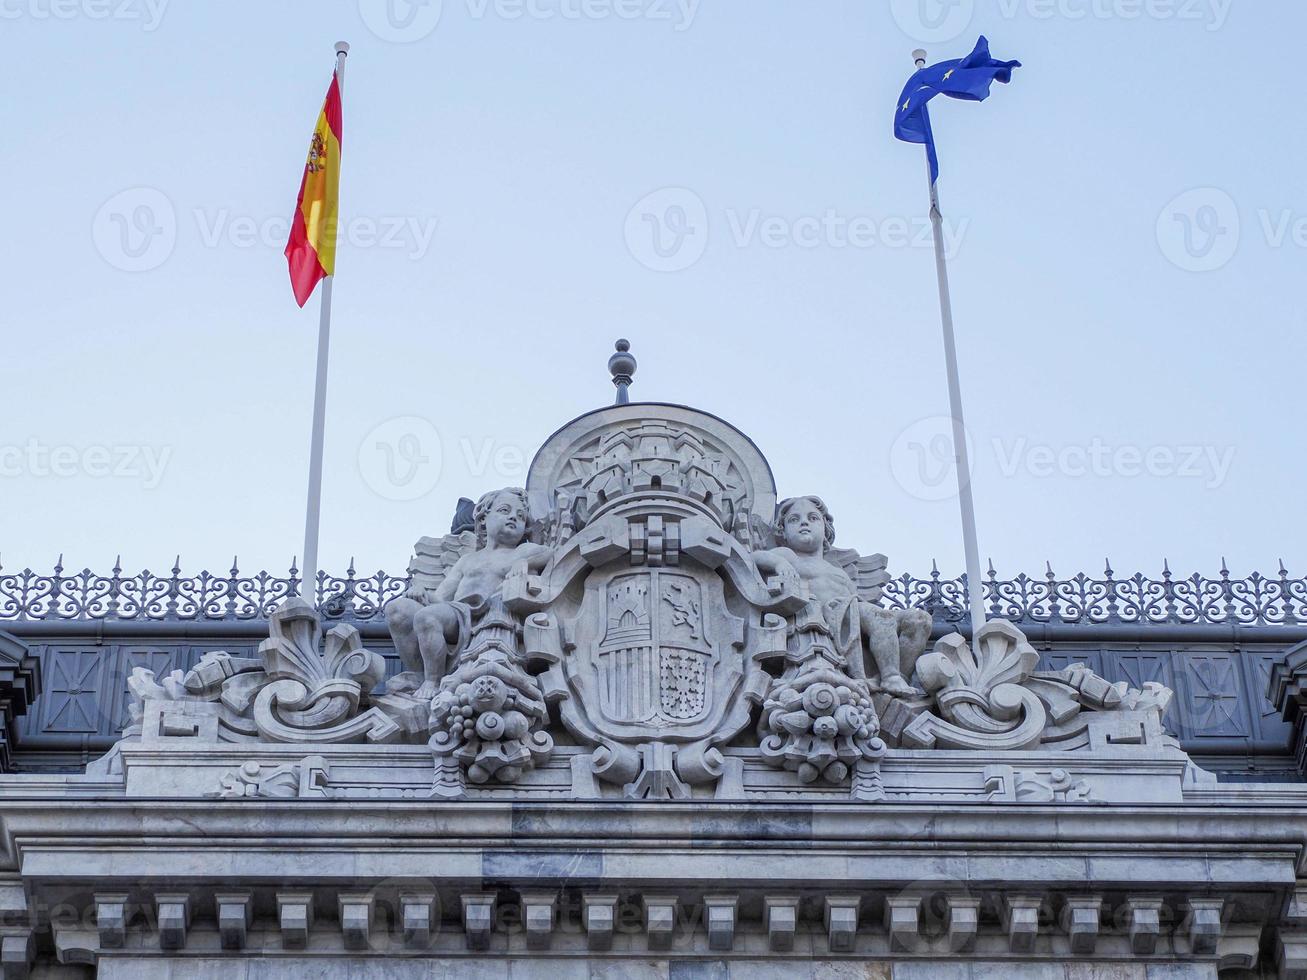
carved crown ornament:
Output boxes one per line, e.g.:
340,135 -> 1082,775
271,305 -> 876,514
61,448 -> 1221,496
100,392 -> 1192,805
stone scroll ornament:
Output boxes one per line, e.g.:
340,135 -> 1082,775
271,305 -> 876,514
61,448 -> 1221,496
247,598 -> 401,743
104,599 -> 424,753
883,617 -> 1177,753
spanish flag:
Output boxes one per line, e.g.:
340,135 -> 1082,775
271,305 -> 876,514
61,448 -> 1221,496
285,71 -> 343,308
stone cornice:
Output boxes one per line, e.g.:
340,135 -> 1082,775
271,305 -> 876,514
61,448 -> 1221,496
0,798 -> 1303,859
1,798 -> 1300,968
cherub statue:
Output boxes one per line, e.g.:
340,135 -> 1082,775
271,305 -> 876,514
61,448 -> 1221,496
750,495 -> 932,698
385,488 -> 552,700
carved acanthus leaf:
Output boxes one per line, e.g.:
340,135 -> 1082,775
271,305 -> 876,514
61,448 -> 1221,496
257,597 -> 384,692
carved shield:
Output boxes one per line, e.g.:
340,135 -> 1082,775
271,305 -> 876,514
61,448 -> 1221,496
572,565 -> 739,742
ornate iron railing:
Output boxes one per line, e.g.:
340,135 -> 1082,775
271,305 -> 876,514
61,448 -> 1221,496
0,557 -> 1303,628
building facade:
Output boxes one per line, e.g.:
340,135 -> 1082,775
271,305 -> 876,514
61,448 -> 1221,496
1,389 -> 1306,978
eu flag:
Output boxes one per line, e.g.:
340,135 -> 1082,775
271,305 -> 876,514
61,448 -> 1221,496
894,36 -> 1021,185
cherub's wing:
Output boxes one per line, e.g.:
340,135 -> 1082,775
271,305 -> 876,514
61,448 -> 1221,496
828,547 -> 890,604
748,512 -> 778,552
408,531 -> 476,598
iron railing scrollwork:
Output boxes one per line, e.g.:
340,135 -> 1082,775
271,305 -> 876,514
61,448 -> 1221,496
0,557 -> 1303,628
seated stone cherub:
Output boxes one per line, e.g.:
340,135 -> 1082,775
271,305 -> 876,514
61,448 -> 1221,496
385,488 -> 552,700
750,495 -> 932,698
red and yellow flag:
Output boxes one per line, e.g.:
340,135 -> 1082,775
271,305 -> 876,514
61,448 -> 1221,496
285,72 -> 343,307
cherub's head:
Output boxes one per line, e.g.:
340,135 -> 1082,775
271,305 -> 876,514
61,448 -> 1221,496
474,487 -> 531,549
774,495 -> 836,556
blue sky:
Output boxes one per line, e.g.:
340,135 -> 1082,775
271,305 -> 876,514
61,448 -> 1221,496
1,0 -> 1302,584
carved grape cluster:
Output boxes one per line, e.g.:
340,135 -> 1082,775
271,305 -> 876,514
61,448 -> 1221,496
431,675 -> 538,784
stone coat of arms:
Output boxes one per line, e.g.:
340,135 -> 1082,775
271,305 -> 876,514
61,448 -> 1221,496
112,398 -> 1182,807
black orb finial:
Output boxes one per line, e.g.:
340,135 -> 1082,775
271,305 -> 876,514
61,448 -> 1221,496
608,339 -> 636,405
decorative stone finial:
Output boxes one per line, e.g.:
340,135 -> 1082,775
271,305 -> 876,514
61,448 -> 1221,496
608,339 -> 636,405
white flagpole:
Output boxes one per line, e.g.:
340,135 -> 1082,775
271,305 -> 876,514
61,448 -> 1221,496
300,40 -> 349,602
914,48 -> 987,641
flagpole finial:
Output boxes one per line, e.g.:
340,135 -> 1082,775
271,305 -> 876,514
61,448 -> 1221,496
609,339 -> 636,405
335,41 -> 351,56
912,49 -> 927,67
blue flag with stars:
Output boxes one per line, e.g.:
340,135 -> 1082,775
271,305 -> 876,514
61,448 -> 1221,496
894,36 -> 1021,185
